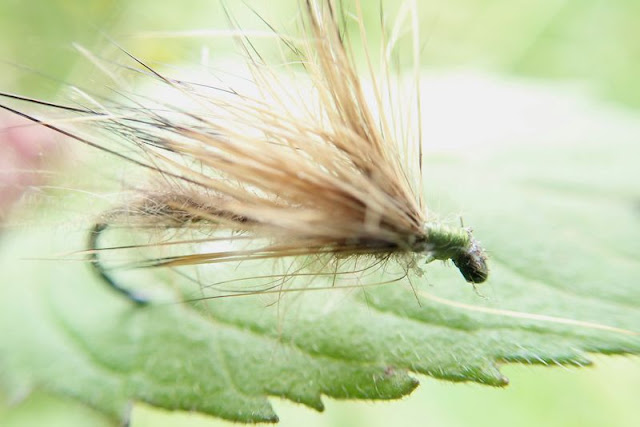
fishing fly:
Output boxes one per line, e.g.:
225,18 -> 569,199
0,0 -> 488,304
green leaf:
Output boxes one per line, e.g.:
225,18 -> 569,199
1,76 -> 639,425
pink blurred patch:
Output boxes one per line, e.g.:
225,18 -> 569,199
0,113 -> 60,218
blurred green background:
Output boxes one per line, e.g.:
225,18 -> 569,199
2,0 -> 640,106
1,1 -> 639,426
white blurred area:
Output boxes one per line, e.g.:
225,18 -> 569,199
416,71 -> 640,152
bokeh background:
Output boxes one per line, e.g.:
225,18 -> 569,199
1,1 -> 639,426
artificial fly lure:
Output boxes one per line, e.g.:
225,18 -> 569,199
0,0 -> 488,305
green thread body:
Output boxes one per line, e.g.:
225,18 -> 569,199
421,223 -> 472,261
418,223 -> 489,284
